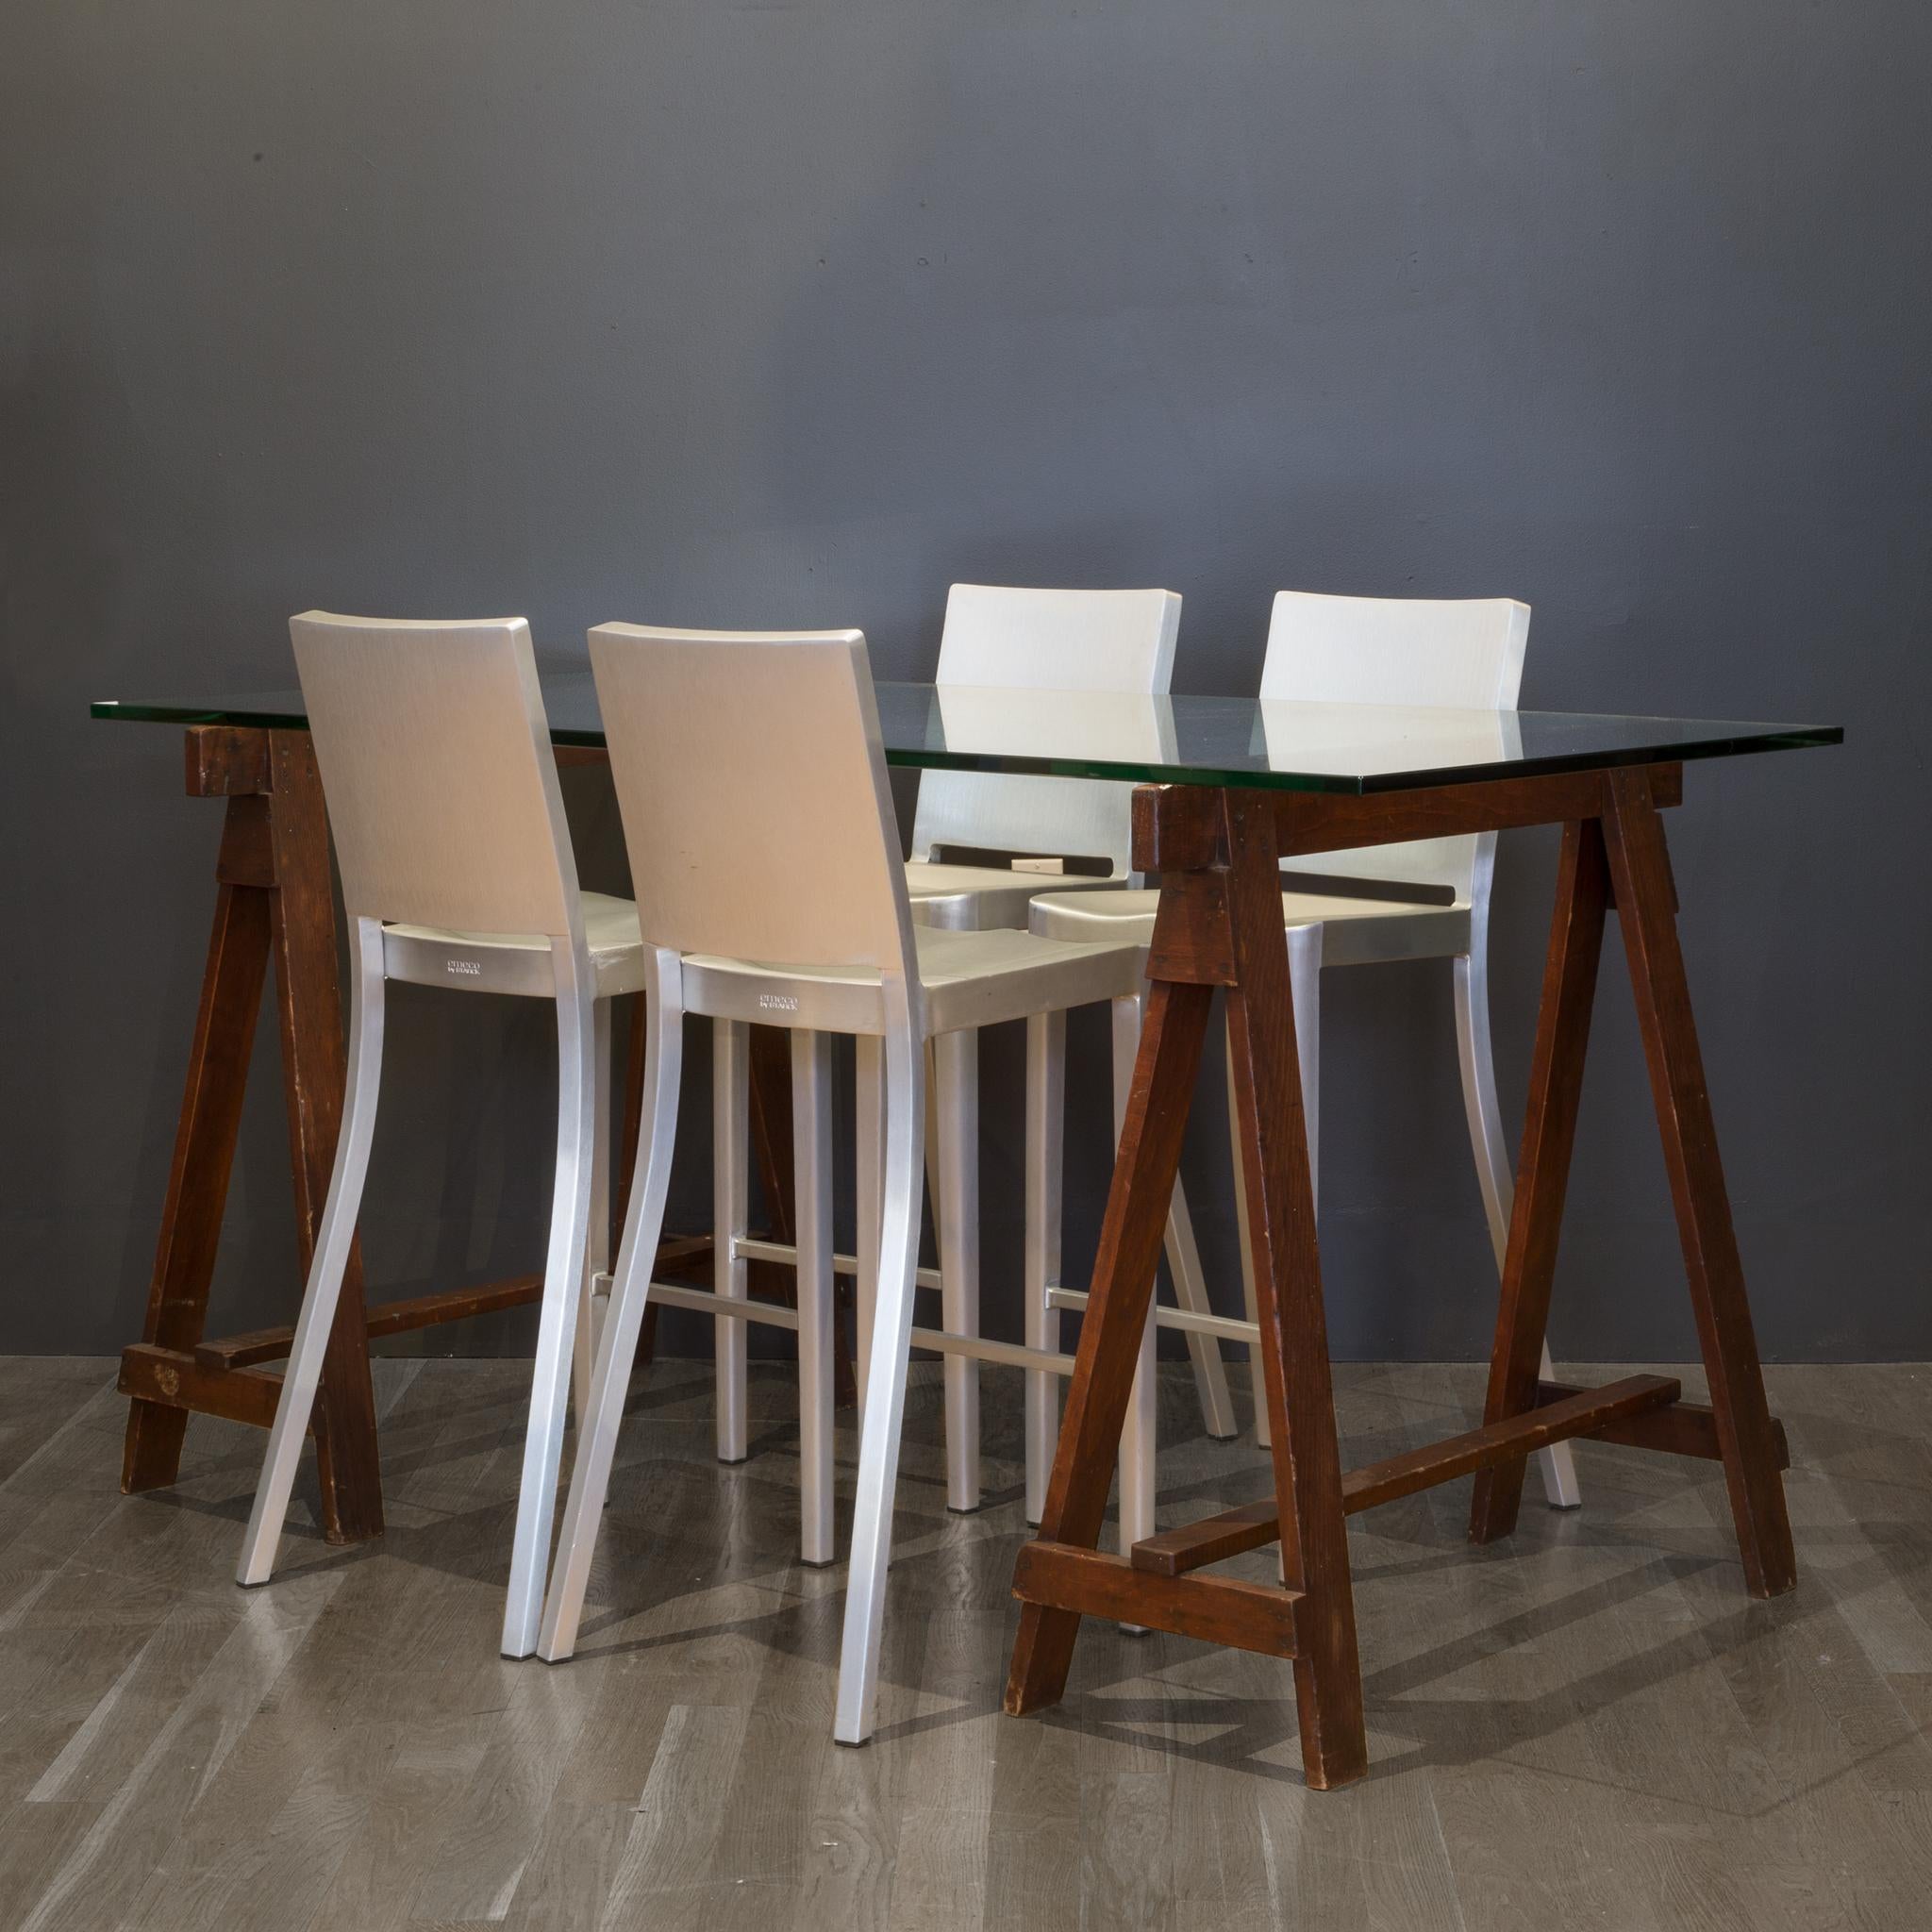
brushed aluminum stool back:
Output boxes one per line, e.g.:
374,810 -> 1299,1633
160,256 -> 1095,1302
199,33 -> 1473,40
237,613 -> 644,1660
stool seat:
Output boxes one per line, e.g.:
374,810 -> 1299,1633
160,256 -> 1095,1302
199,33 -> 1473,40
1029,884 -> 1471,968
682,923 -> 1145,1037
382,891 -> 649,997
904,858 -> 1125,932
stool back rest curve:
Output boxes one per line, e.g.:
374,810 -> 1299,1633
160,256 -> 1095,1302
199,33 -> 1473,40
910,584 -> 1181,879
591,625 -> 917,974
1259,591 -> 1530,902
290,611 -> 580,940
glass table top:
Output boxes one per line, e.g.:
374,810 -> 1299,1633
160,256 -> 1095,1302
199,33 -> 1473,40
92,671 -> 1840,796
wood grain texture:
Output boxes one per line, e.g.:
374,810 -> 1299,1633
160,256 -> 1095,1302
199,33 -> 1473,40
1132,1374 -> 1686,1577
1534,1378 -> 1791,1467
1008,784 -> 1368,1790
1601,766 -> 1797,1596
1129,764 -> 1682,873
121,850 -> 272,1499
1468,816 -> 1612,1543
183,724 -> 271,797
1002,974 -> 1214,1719
1218,785 -> 1365,1790
1012,1542 -> 1303,1657
192,1278 -> 547,1369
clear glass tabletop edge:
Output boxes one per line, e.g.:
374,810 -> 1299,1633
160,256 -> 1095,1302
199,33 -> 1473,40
91,677 -> 1843,797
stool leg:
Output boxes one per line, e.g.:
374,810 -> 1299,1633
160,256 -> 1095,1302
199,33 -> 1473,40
573,996 -> 613,1426
237,917 -> 386,1588
1111,996 -> 1158,1556
834,980 -> 925,1745
1024,1011 -> 1065,1526
502,940 -> 597,1657
715,1019 -> 750,1464
934,1026 -> 980,1512
540,950 -> 685,1661
793,1031 -> 836,1565
855,1034 -> 885,1407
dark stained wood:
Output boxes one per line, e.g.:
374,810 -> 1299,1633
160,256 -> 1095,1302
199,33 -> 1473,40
184,723 -> 272,796
213,794 -> 274,889
649,1233 -> 712,1275
1601,766 -> 1797,1596
747,1024 -> 796,1251
1008,782 -> 1366,1791
1144,869 -> 1236,986
1129,1497 -> 1278,1579
122,840 -> 274,1499
1469,816 -> 1613,1544
1536,1380 -> 1790,1469
265,730 -> 384,1546
1004,974 -> 1215,1718
1217,785 -> 1365,1790
120,1343 -> 291,1432
1012,1543 -> 1303,1658
1132,764 -> 1682,873
1279,763 -> 1682,859
195,1276 -> 548,1368
1031,757 -> 1802,1790
1131,1376 -> 1685,1578
1345,1374 -> 1681,1515
197,1248 -> 727,1372
1131,781 -> 1220,874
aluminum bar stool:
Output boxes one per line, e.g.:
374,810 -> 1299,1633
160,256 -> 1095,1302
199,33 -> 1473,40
1030,591 -> 1582,1509
741,583 -> 1236,1524
904,581 -> 1180,929
532,623 -> 1148,1747
234,613 -> 645,1659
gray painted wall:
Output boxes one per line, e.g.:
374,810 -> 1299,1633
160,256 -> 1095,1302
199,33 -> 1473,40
4,2 -> 1927,1364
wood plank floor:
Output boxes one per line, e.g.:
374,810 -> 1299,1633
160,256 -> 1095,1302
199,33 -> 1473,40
2,1354 -> 1927,1929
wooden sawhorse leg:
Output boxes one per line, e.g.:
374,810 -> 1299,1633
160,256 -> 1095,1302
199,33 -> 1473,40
1006,763 -> 1797,1791
121,726 -> 382,1542
1005,785 -> 1367,1790
1472,772 -> 1796,1595
120,726 -> 806,1539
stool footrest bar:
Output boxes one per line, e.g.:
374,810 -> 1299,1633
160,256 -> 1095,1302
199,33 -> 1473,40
647,1281 -> 800,1331
1046,1284 -> 1257,1345
637,1287 -> 1074,1375
735,1235 -> 943,1292
1012,1541 -> 1303,1658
